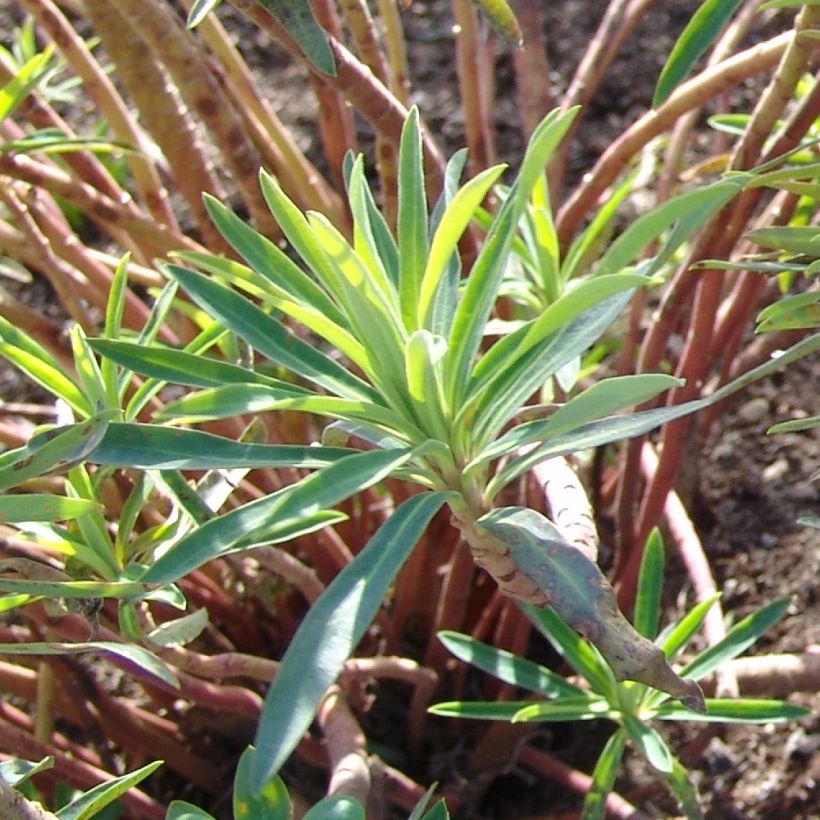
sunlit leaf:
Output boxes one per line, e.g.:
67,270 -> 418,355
251,492 -> 450,788
654,0 -> 745,106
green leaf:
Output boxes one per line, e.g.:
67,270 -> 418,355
0,337 -> 91,418
397,107 -> 429,330
437,630 -> 583,698
655,698 -> 810,723
653,0 -> 745,107
0,495 -> 101,523
254,0 -> 335,75
512,696 -> 618,723
681,598 -> 791,681
486,330 -> 820,494
665,758 -> 704,819
593,177 -> 748,280
622,714 -> 672,773
756,292 -> 820,332
302,214 -> 408,401
562,169 -> 638,283
250,491 -> 450,788
142,448 -> 419,585
304,796 -> 366,820
759,0 -> 820,10
202,194 -> 347,327
747,225 -> 820,256
165,265 -> 376,402
467,288 -> 635,450
0,642 -> 177,689
404,330 -> 449,440
418,164 -> 506,328
547,374 -> 683,440
89,423 -> 353,470
0,45 -> 54,121
427,700 -> 535,721
146,607 -> 209,647
582,729 -> 627,820
523,604 -> 616,698
90,339 -> 308,394
159,387 -> 418,443
0,756 -> 54,786
468,0 -> 522,46
0,413 -> 111,493
55,760 -> 163,820
233,747 -> 292,819
634,529 -> 665,640
769,415 -> 820,434
444,107 -> 579,407
166,801 -> 217,819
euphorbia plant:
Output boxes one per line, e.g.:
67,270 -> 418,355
83,105 -> 819,790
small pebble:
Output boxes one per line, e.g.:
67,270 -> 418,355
762,457 -> 789,482
738,396 -> 770,424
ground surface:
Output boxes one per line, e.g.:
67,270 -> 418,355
1,1 -> 818,818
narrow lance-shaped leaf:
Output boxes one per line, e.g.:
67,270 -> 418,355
653,0 -> 745,106
89,423 -> 353,471
582,729 -> 627,820
472,507 -> 706,712
255,0 -> 336,75
0,495 -> 101,522
0,412 -> 111,493
251,491 -> 451,788
398,107 -> 429,330
54,761 -> 164,820
142,448 -> 419,585
0,642 -> 177,689
444,107 -> 579,407
165,264 -> 378,402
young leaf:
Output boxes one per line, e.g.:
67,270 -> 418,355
655,699 -> 810,723
681,597 -> 791,681
512,696 -> 617,723
304,796 -> 366,820
427,701 -> 529,721
0,495 -> 100,522
250,491 -> 450,789
437,630 -> 583,698
398,108 -> 429,329
54,760 -> 163,820
622,713 -> 673,773
653,0 -> 745,107
444,107 -> 579,407
166,801 -> 216,820
582,729 -> 627,820
202,193 -> 347,327
634,529 -> 665,640
418,164 -> 506,328
165,264 -> 377,402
